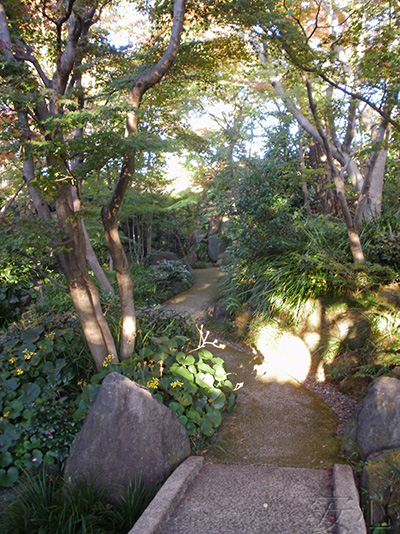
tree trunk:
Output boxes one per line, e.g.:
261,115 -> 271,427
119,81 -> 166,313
347,228 -> 365,264
102,201 -> 136,360
56,185 -> 118,371
297,144 -> 312,217
101,0 -> 186,359
364,124 -> 390,219
82,223 -> 114,294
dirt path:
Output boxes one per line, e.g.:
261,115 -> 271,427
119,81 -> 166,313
164,268 -> 341,467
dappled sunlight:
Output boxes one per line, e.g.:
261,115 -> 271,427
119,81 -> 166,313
254,326 -> 312,383
253,360 -> 300,385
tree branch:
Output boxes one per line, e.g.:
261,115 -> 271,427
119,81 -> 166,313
17,251 -> 68,290
0,181 -> 25,218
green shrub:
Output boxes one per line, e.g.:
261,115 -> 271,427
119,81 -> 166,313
135,305 -> 198,349
0,318 -> 93,486
361,217 -> 400,270
75,335 -> 236,452
132,260 -> 193,305
0,307 -> 234,486
221,217 -> 398,322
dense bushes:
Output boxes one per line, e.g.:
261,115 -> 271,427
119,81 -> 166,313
0,305 -> 234,487
133,260 -> 194,305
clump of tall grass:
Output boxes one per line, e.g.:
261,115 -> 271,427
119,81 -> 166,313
0,468 -> 156,534
221,217 -> 397,323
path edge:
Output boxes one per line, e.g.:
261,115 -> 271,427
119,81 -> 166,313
128,456 -> 204,534
333,463 -> 367,534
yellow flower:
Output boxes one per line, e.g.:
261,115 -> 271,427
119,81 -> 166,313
171,380 -> 183,389
22,348 -> 36,360
9,357 -> 16,364
146,378 -> 159,390
16,369 -> 24,376
102,354 -> 115,368
3,411 -> 9,418
44,332 -> 55,340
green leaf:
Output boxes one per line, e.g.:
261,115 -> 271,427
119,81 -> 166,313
0,451 -> 12,468
187,407 -> 202,423
195,372 -> 214,389
169,401 -> 184,415
0,466 -> 18,486
170,363 -> 194,382
21,326 -> 43,344
0,433 -> 13,453
196,361 -> 215,375
209,391 -> 226,410
178,392 -> 192,407
198,349 -> 213,360
4,378 -> 19,391
44,451 -> 55,465
200,418 -> 214,436
185,421 -> 197,434
22,382 -> 41,401
31,449 -> 43,465
178,415 -> 188,426
226,392 -> 237,412
205,409 -> 222,428
176,353 -> 195,366
7,399 -> 24,419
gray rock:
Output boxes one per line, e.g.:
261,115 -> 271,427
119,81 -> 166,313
64,373 -> 191,503
151,251 -> 181,264
343,377 -> 400,460
208,234 -> 226,262
361,448 -> 400,531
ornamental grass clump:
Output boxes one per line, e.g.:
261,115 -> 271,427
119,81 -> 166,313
0,469 -> 156,534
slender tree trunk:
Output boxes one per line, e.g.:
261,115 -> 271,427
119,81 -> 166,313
69,184 -> 114,294
102,0 -> 186,359
364,123 -> 390,219
305,76 -> 366,263
82,223 -> 114,294
56,185 -> 118,371
297,144 -> 312,217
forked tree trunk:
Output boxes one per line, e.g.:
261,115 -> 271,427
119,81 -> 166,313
56,185 -> 118,371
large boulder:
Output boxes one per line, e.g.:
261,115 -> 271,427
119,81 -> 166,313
64,373 -> 191,502
342,376 -> 400,460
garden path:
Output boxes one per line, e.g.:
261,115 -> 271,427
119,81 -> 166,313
164,267 -> 341,467
157,267 -> 344,533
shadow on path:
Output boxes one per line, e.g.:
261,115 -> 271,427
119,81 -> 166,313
164,268 -> 341,468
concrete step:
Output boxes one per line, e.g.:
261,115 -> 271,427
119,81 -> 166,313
129,458 -> 367,534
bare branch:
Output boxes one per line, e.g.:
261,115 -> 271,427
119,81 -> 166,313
0,181 -> 25,218
15,48 -> 52,88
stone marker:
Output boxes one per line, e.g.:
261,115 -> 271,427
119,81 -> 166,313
64,372 -> 191,502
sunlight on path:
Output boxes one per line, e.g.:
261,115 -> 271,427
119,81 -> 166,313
164,268 -> 341,467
